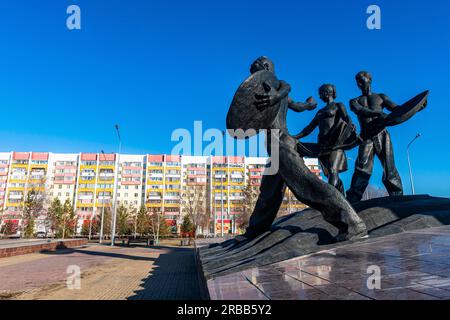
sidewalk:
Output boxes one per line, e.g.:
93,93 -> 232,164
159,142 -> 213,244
0,244 -> 201,300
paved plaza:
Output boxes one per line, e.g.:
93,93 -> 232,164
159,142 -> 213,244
0,242 -> 201,300
4,226 -> 450,300
208,225 -> 450,300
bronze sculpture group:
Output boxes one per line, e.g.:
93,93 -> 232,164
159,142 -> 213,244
227,56 -> 428,243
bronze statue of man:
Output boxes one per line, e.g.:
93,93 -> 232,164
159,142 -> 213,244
228,57 -> 367,242
295,84 -> 358,195
346,71 -> 406,203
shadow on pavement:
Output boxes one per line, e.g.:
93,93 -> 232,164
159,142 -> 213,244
127,246 -> 202,300
40,247 -> 157,262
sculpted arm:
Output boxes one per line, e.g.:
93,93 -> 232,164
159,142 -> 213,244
294,115 -> 319,139
380,93 -> 398,112
288,96 -> 318,113
350,98 -> 384,117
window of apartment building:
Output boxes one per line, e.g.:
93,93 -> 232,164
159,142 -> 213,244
13,159 -> 29,165
99,169 -> 114,181
81,161 -> 96,166
99,161 -> 115,166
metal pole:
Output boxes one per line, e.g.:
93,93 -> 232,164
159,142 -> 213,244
88,214 -> 93,241
288,190 -> 292,214
99,150 -> 107,244
220,165 -> 224,238
221,132 -> 226,238
213,184 -> 216,238
111,125 -> 121,246
407,133 -> 421,195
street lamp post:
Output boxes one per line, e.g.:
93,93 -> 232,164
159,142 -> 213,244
111,124 -> 121,246
88,214 -> 93,241
407,133 -> 421,195
221,166 -> 224,238
99,150 -> 107,244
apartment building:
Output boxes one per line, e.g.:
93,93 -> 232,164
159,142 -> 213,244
0,152 -> 320,235
0,153 -> 11,214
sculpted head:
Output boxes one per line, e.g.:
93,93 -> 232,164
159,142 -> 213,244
319,84 -> 337,104
250,56 -> 275,74
356,71 -> 372,95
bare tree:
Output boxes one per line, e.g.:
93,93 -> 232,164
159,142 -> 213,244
0,206 -> 4,238
22,188 -> 46,238
148,207 -> 169,244
236,179 -> 259,233
182,184 -> 208,238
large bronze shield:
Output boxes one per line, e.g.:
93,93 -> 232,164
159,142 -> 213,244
226,70 -> 285,139
384,90 -> 429,127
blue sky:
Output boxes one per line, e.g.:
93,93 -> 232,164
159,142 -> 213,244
0,0 -> 449,197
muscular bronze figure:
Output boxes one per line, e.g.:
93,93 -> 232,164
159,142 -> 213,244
295,84 -> 358,195
346,71 -> 406,203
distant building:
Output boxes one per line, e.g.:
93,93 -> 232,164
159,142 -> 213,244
0,152 -> 320,235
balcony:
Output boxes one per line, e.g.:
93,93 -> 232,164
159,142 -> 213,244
99,172 -> 114,178
78,199 -> 94,205
149,173 -> 163,178
164,195 -> 180,200
11,175 -> 27,181
78,194 -> 94,200
8,194 -> 23,200
165,173 -> 181,178
30,175 -> 45,181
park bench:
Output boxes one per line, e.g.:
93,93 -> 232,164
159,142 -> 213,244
121,237 -> 155,246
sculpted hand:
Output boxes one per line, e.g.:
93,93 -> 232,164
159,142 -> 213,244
254,93 -> 276,110
254,81 -> 290,111
294,133 -> 304,140
420,98 -> 428,111
305,97 -> 318,110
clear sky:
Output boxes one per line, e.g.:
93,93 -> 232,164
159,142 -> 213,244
1,0 -> 449,197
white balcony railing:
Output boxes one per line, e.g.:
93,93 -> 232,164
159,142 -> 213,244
8,194 -> 23,200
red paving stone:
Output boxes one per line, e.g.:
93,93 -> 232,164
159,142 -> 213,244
0,244 -> 201,300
